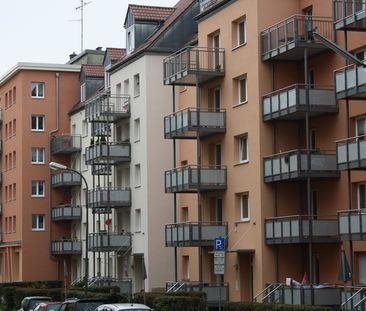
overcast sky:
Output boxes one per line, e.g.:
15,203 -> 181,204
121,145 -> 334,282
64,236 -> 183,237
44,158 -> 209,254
0,0 -> 177,77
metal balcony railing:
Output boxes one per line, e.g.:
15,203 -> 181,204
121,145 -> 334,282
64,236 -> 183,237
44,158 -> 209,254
85,93 -> 130,123
91,164 -> 112,176
163,46 -> 225,85
263,149 -> 339,182
164,108 -> 226,139
335,64 -> 366,100
165,222 -> 228,247
51,204 -> 82,221
165,165 -> 227,193
51,135 -> 82,154
51,240 -> 82,255
166,281 -> 229,307
261,15 -> 334,61
51,172 -> 82,188
88,232 -> 131,252
338,209 -> 366,240
336,135 -> 366,170
88,187 -> 131,213
265,215 -> 339,244
261,283 -> 341,307
262,84 -> 337,121
85,142 -> 131,165
341,286 -> 366,311
91,123 -> 111,137
334,0 -> 366,30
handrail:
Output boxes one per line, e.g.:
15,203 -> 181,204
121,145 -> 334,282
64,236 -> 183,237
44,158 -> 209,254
166,282 -> 180,293
165,107 -> 227,115
266,214 -> 337,221
336,134 -> 366,143
253,284 -> 276,302
262,284 -> 283,303
262,83 -> 334,98
353,292 -> 366,309
341,287 -> 364,309
263,149 -> 336,158
166,221 -> 228,226
175,282 -> 186,292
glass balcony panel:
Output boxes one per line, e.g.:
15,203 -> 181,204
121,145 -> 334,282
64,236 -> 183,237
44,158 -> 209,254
334,0 -> 366,30
51,205 -> 82,221
88,187 -> 131,211
51,240 -> 82,255
88,232 -> 131,252
335,65 -> 366,99
85,143 -> 130,165
51,135 -> 81,154
51,172 -> 81,188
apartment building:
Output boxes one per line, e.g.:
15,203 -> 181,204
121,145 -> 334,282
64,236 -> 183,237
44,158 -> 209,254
163,0 -> 366,308
0,63 -> 80,282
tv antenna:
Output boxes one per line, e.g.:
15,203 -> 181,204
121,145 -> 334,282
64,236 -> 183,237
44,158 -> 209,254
74,0 -> 92,52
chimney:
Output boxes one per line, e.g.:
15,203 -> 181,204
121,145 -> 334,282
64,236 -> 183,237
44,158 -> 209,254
96,47 -> 103,51
69,52 -> 77,60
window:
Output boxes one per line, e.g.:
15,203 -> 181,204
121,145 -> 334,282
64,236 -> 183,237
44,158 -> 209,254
239,135 -> 248,163
5,124 -> 8,140
13,216 -> 16,233
124,79 -> 130,94
134,118 -> 140,142
135,164 -> 141,187
357,116 -> 366,137
135,209 -> 141,232
238,76 -> 247,104
31,148 -> 45,164
32,180 -> 45,197
13,183 -> 16,201
356,50 -> 366,62
32,215 -> 45,231
240,193 -> 249,221
134,74 -> 140,97
127,29 -> 135,53
80,83 -> 86,102
13,87 -> 16,104
359,184 -> 366,209
31,82 -> 44,98
32,115 -> 45,131
236,18 -> 246,46
13,151 -> 16,168
13,119 -> 16,136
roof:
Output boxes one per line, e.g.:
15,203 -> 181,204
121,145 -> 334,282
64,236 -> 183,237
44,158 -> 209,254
106,48 -> 126,62
81,64 -> 104,78
97,303 -> 151,310
128,4 -> 175,22
67,49 -> 105,64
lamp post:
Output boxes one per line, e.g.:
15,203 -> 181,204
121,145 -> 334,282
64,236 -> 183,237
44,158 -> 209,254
49,161 -> 89,295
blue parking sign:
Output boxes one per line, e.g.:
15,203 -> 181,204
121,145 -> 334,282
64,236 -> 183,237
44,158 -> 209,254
214,237 -> 225,251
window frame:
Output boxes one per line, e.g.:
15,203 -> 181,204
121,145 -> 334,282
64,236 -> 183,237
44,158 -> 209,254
32,115 -> 45,132
31,180 -> 45,197
238,76 -> 248,105
237,18 -> 246,47
240,193 -> 250,222
32,214 -> 45,231
134,74 -> 140,97
239,135 -> 249,163
31,147 -> 45,164
31,82 -> 45,99
358,183 -> 366,209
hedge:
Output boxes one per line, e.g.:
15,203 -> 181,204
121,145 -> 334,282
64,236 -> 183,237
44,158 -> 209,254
153,295 -> 207,311
224,302 -> 332,311
0,281 -> 62,289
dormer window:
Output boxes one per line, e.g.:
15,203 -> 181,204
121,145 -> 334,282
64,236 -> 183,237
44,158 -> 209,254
81,83 -> 86,102
127,28 -> 135,53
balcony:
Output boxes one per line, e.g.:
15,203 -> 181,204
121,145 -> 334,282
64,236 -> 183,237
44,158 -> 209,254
166,282 -> 229,307
88,232 -> 131,252
165,222 -> 227,247
51,240 -> 82,255
165,165 -> 227,193
261,15 -> 333,61
335,64 -> 366,100
263,150 -> 339,183
338,209 -> 366,240
51,172 -> 81,188
91,123 -> 111,137
85,93 -> 130,123
163,46 -> 225,85
92,164 -> 112,176
334,0 -> 366,30
85,142 -> 130,165
51,135 -> 81,155
265,215 -> 339,245
336,135 -> 366,170
262,85 -> 337,121
164,108 -> 226,139
262,284 -> 341,307
88,187 -> 131,213
51,204 -> 82,221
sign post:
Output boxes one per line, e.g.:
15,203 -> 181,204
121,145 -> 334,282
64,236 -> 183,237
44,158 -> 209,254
214,237 -> 225,311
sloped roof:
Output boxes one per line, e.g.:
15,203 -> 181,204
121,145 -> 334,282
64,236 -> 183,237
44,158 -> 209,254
106,48 -> 126,62
81,64 -> 104,78
128,4 -> 175,22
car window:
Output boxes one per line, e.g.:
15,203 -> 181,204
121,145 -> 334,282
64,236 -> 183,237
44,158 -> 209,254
29,301 -> 45,310
47,304 -> 62,311
59,304 -> 67,311
76,302 -> 105,311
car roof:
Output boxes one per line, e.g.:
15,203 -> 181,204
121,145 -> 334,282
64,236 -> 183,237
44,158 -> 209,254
97,303 -> 151,310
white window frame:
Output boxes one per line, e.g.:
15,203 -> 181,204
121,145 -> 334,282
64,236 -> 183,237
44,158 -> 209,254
32,214 -> 45,231
32,180 -> 45,197
238,76 -> 247,105
134,74 -> 140,97
32,115 -> 45,131
31,147 -> 45,164
239,135 -> 248,163
240,193 -> 249,221
237,18 -> 246,47
31,82 -> 45,98
80,83 -> 86,102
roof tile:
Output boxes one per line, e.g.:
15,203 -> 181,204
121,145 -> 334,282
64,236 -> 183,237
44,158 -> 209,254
82,64 -> 104,78
129,4 -> 175,22
106,48 -> 126,62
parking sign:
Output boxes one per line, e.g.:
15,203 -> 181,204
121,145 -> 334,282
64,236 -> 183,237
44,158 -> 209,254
214,237 -> 225,251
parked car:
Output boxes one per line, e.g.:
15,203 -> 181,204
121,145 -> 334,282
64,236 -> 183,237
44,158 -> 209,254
58,298 -> 107,311
21,297 -> 53,311
95,303 -> 152,311
34,302 -> 62,311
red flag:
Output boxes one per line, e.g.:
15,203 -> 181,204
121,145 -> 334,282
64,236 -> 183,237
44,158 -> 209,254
105,218 -> 112,225
301,272 -> 309,284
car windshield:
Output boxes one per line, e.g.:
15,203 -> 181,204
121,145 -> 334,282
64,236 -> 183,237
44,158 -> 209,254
76,302 -> 105,311
29,301 -> 46,310
47,304 -> 62,311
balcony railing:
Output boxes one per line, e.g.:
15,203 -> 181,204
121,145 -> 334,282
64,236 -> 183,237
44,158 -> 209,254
263,150 -> 339,182
92,164 -> 112,176
164,108 -> 226,139
88,187 -> 131,213
85,142 -> 131,165
265,215 -> 339,244
163,46 -> 225,85
334,0 -> 366,30
261,15 -> 334,61
88,232 -> 131,252
336,135 -> 366,170
262,84 -> 337,121
51,135 -> 82,154
262,283 -> 341,307
51,240 -> 82,255
85,93 -> 130,123
51,172 -> 82,188
165,165 -> 227,193
91,123 -> 111,137
335,64 -> 366,100
51,204 -> 82,221
338,209 -> 366,240
165,222 -> 228,247
166,282 -> 229,307
341,287 -> 366,311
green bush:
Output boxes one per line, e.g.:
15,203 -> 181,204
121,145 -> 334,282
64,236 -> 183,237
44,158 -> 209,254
223,302 -> 332,311
153,295 -> 207,311
133,292 -> 162,308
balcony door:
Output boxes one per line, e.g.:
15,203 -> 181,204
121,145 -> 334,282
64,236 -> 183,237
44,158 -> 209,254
216,198 -> 223,225
212,33 -> 220,70
215,144 -> 222,166
213,87 -> 221,112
